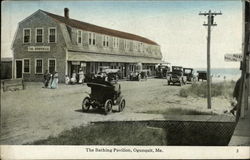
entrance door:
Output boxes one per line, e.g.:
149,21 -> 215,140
16,60 -> 23,78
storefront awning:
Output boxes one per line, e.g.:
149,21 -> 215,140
67,51 -> 163,64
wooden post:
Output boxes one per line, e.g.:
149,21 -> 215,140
199,10 -> 222,109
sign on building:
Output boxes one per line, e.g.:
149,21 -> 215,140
28,46 -> 50,52
224,54 -> 243,62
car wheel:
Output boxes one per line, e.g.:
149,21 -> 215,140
104,99 -> 112,115
118,98 -> 126,112
82,97 -> 90,112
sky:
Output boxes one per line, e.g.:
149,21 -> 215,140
1,0 -> 243,68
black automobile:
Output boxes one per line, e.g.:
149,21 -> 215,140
197,71 -> 207,81
183,68 -> 195,83
81,77 -> 125,115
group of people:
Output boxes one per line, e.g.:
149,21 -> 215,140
65,69 -> 85,85
43,70 -> 59,89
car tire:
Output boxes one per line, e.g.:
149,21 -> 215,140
118,98 -> 126,112
82,97 -> 90,112
104,99 -> 112,115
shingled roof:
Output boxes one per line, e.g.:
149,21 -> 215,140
41,10 -> 158,45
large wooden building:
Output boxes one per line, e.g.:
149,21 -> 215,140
12,8 -> 162,82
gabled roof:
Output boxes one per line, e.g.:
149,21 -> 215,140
41,10 -> 159,45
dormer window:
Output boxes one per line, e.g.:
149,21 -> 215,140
77,30 -> 82,44
48,27 -> 57,43
23,28 -> 31,43
113,37 -> 119,49
103,35 -> 109,47
36,28 -> 43,43
89,32 -> 96,45
125,39 -> 129,50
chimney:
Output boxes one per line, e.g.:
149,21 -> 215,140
64,8 -> 69,19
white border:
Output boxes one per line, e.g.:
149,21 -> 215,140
35,27 -> 44,43
34,58 -> 43,74
23,28 -> 31,43
47,58 -> 57,73
1,146 -> 250,159
48,27 -> 57,43
23,58 -> 31,74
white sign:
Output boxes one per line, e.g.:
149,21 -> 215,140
28,46 -> 50,52
224,54 -> 242,62
72,61 -> 80,65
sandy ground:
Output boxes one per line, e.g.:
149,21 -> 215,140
1,79 -> 233,144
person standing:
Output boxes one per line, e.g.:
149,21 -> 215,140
71,70 -> 77,84
48,72 -> 53,88
78,68 -> 84,84
43,70 -> 50,88
230,77 -> 242,116
51,72 -> 59,89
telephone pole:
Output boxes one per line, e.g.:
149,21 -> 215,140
199,10 -> 222,109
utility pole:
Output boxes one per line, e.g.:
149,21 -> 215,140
199,10 -> 222,109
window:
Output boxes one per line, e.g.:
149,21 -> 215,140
36,28 -> 43,43
125,40 -> 129,50
35,59 -> 43,74
77,30 -> 82,44
48,59 -> 56,73
103,35 -> 109,47
23,59 -> 30,73
49,28 -> 56,43
133,41 -> 138,51
88,32 -> 96,45
113,37 -> 119,48
139,42 -> 143,52
23,29 -> 31,43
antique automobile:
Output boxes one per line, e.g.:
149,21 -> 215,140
183,68 -> 195,83
129,63 -> 148,81
104,69 -> 120,81
82,77 -> 125,115
197,71 -> 207,81
129,69 -> 148,81
156,64 -> 170,78
167,66 -> 187,86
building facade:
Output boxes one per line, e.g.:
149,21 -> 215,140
12,8 -> 163,82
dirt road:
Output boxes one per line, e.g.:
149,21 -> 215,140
1,79 -> 232,144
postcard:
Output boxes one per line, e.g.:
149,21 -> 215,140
1,0 -> 249,159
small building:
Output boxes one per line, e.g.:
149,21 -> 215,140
12,8 -> 163,82
1,57 -> 13,79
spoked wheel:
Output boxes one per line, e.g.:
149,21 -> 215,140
104,99 -> 112,115
82,97 -> 91,112
118,98 -> 126,112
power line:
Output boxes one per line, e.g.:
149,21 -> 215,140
199,10 -> 222,109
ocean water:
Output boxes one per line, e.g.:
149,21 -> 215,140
194,68 -> 241,81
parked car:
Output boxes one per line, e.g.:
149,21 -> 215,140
167,66 -> 187,86
156,64 -> 170,78
197,71 -> 207,81
183,68 -> 195,83
129,63 -> 148,81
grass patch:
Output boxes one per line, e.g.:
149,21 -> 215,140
179,81 -> 235,98
29,120 -> 235,146
141,108 -> 216,115
29,123 -> 167,145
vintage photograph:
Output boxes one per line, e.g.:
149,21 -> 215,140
1,0 -> 249,157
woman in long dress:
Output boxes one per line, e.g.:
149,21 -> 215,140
48,73 -> 53,88
71,70 -> 77,84
78,69 -> 84,84
51,72 -> 59,89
